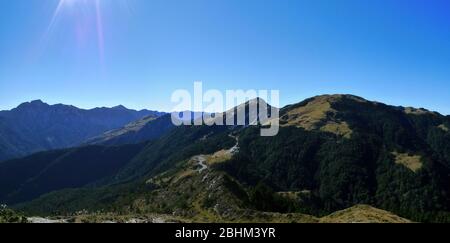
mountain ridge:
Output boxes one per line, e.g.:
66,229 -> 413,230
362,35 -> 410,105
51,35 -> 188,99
0,100 -> 165,161
1,100 -> 161,114
1,94 -> 449,223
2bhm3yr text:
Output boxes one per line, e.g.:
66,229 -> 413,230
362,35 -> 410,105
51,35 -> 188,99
175,227 -> 276,240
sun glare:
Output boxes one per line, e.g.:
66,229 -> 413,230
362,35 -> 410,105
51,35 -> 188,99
45,0 -> 106,62
38,0 -> 132,67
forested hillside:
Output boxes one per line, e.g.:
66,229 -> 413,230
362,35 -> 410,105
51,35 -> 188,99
5,95 -> 450,223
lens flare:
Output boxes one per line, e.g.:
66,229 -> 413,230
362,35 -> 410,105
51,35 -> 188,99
95,0 -> 105,65
45,0 -> 65,36
40,0 -> 131,66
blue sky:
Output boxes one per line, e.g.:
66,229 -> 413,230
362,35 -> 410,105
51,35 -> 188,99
0,0 -> 449,113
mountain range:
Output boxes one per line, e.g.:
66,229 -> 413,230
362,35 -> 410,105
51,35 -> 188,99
1,95 -> 450,223
0,100 -> 164,161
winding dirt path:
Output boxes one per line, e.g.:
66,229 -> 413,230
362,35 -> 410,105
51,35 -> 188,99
194,155 -> 208,173
194,134 -> 239,174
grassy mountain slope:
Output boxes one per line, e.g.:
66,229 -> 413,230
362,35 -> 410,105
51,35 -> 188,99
319,204 -> 412,223
220,95 -> 450,221
85,114 -> 175,146
7,95 -> 450,223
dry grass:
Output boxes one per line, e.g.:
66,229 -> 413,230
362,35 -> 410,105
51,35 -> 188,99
172,169 -> 196,184
61,204 -> 412,223
90,116 -> 156,143
282,95 -> 333,129
320,205 -> 412,223
404,107 -> 434,116
148,148 -> 234,188
277,191 -> 301,200
277,190 -> 311,201
438,124 -> 449,132
68,212 -> 185,223
281,95 -> 353,138
233,211 -> 319,223
206,150 -> 233,165
392,151 -> 423,173
320,122 -> 352,139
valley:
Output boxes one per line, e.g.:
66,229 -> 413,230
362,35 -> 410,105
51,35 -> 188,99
2,0 -> 449,229
1,95 -> 450,223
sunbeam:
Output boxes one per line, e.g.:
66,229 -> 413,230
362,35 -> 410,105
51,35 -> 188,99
45,0 -> 66,37
40,0 -> 131,67
95,0 -> 105,65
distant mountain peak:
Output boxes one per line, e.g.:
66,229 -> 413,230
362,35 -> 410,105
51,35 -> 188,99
280,93 -> 445,139
226,97 -> 271,112
30,99 -> 45,104
0,100 -> 164,161
279,94 -> 372,138
309,94 -> 369,103
15,100 -> 49,110
112,105 -> 128,110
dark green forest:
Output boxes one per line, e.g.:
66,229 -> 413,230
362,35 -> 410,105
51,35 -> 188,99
2,95 -> 450,223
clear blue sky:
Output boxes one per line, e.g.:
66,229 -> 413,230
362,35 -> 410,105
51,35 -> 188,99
1,0 -> 449,113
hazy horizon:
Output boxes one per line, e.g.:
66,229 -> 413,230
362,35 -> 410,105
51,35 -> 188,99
2,93 -> 450,116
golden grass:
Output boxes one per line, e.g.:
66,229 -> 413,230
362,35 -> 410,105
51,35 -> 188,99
281,95 -> 353,138
320,205 -> 412,223
392,151 -> 423,173
234,212 -> 319,223
282,95 -> 333,130
206,150 -> 233,165
147,144 -> 236,190
320,122 -> 352,139
66,204 -> 411,223
172,169 -> 196,184
93,116 -> 157,143
404,107 -> 434,116
277,191 -> 301,200
438,124 -> 449,132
